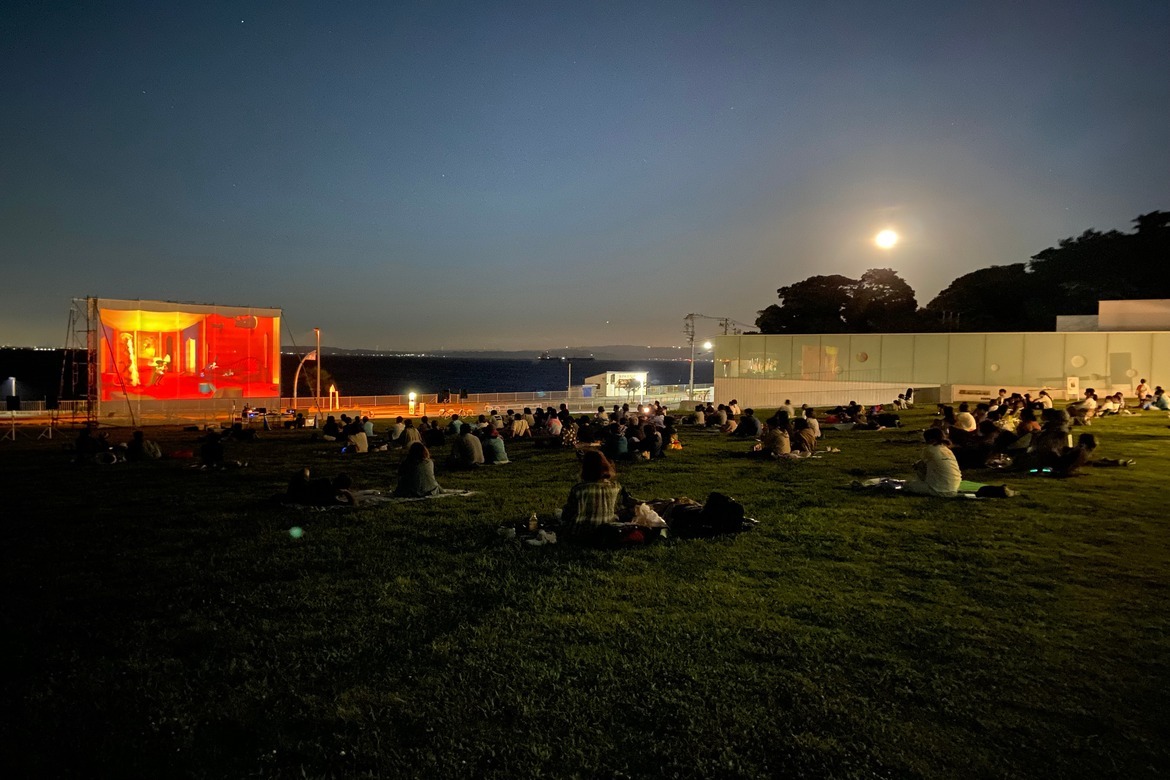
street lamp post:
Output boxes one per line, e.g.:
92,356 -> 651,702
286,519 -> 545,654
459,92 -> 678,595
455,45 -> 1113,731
314,328 -> 321,427
292,350 -> 317,413
688,338 -> 696,401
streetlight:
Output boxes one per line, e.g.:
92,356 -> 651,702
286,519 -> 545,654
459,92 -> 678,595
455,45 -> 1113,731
292,349 -> 317,413
313,327 -> 321,426
688,340 -> 715,401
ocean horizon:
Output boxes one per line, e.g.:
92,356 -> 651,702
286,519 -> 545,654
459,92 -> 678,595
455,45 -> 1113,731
0,348 -> 714,401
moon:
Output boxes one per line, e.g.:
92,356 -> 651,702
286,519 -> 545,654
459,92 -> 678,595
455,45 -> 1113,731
875,229 -> 899,249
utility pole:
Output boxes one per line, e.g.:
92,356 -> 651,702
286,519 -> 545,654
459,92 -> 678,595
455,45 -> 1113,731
684,314 -> 697,400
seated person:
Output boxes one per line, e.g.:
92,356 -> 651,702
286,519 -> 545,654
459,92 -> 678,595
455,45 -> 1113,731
345,426 -> 369,453
561,451 -> 636,538
125,430 -> 162,462
446,414 -> 465,436
905,428 -> 962,497
388,416 -> 405,442
734,409 -> 762,437
398,419 -> 422,448
752,421 -> 791,458
482,425 -> 510,464
286,467 -> 358,506
791,417 -> 817,456
638,424 -> 664,459
509,415 -> 531,439
1067,389 -> 1099,424
560,420 -> 579,448
1139,386 -> 1168,410
1050,433 -> 1134,476
321,415 -> 341,441
691,404 -> 706,426
546,415 -> 563,437
393,443 -> 441,497
602,422 -> 631,461
803,408 -> 822,439
448,427 -> 484,469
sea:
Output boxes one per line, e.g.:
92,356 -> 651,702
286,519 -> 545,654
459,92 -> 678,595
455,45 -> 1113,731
0,348 -> 714,401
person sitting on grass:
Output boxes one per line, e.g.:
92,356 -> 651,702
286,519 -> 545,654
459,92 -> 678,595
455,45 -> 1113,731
561,451 -> 636,539
691,404 -> 706,426
734,408 -> 762,437
1068,389 -> 1099,425
398,419 -> 422,448
446,414 -> 464,436
904,427 -> 962,497
482,425 -> 510,464
286,467 -> 359,506
602,422 -> 631,461
1025,408 -> 1072,470
448,427 -> 484,469
1048,433 -> 1134,476
509,414 -> 531,439
125,430 -> 162,462
321,415 -> 341,441
751,420 -> 791,459
394,442 -> 441,497
638,423 -> 665,459
791,417 -> 817,456
804,408 -> 822,439
1139,386 -> 1166,410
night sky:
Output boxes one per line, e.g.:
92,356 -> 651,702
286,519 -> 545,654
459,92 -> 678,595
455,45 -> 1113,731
3,1 -> 1168,350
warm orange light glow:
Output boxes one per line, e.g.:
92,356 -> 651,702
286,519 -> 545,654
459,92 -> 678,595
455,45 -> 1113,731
96,300 -> 281,402
875,229 -> 899,249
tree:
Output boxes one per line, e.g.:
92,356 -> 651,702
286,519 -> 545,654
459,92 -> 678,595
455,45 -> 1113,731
924,263 -> 1039,331
843,268 -> 919,331
756,274 -> 855,333
756,270 -> 919,333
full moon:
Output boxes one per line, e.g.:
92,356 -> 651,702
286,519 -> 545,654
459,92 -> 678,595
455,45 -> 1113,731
875,229 -> 899,249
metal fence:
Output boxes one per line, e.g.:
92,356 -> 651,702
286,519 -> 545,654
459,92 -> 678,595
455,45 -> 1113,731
279,384 -> 715,415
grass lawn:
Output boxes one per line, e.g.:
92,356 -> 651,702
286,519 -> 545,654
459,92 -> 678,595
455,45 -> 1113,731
1,408 -> 1168,778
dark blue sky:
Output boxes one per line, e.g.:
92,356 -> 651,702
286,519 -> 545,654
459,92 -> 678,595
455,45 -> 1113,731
3,1 -> 1168,349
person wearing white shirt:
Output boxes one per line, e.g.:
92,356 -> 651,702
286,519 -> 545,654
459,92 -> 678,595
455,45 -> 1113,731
804,408 -> 822,439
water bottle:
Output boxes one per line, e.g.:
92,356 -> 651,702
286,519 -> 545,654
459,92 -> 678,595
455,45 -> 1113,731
528,511 -> 539,533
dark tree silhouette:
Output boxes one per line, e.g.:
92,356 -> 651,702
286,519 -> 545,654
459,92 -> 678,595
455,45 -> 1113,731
756,274 -> 855,333
924,264 -> 1039,331
843,268 -> 919,331
756,269 -> 918,333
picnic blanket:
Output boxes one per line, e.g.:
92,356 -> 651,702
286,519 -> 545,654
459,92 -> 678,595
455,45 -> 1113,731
282,488 -> 476,511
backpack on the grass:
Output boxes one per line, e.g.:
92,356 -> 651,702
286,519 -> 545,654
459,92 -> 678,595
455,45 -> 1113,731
667,492 -> 758,538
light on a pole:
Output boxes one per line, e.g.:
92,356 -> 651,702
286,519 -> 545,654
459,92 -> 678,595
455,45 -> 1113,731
408,391 -> 417,415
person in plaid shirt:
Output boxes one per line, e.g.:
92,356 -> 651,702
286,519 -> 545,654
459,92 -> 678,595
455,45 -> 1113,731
562,451 -> 635,533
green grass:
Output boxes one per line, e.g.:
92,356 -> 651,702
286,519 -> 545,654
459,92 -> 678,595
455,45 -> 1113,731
2,409 -> 1168,778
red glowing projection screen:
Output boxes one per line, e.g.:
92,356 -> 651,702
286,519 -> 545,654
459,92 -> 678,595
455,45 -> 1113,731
94,299 -> 281,402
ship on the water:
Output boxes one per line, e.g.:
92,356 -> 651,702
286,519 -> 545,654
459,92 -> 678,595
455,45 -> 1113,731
538,351 -> 595,361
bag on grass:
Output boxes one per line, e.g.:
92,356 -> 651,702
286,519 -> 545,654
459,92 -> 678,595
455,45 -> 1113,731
668,492 -> 757,538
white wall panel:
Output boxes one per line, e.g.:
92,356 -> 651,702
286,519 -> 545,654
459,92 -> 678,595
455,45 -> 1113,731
912,336 -> 949,384
879,335 -> 916,384
985,334 -> 1026,386
947,334 -> 986,384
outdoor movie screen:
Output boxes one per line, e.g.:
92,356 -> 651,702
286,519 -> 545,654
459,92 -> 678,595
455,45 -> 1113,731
94,299 -> 281,402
